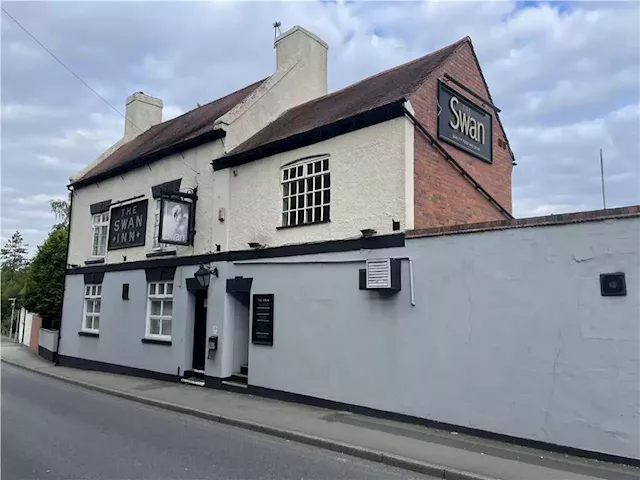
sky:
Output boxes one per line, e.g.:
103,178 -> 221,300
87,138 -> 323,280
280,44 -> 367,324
1,0 -> 639,253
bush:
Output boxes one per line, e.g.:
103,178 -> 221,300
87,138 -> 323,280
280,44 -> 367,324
24,226 -> 68,328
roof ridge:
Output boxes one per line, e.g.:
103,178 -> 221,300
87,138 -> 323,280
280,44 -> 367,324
286,36 -> 470,112
149,77 -> 268,130
336,36 -> 470,97
405,36 -> 471,97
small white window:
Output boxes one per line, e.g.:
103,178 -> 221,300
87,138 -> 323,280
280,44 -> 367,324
83,284 -> 102,332
146,281 -> 173,339
281,158 -> 330,227
91,212 -> 110,258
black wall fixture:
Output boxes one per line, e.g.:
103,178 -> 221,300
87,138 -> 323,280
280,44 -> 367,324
600,273 -> 626,297
122,283 -> 130,300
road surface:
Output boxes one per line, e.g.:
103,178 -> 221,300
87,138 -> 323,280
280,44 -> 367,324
1,363 -> 431,479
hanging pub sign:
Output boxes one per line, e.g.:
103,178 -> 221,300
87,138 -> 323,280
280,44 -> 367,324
437,81 -> 493,163
158,197 -> 193,246
252,294 -> 274,346
108,199 -> 148,250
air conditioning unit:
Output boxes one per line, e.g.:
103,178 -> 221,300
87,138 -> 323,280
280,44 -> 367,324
359,258 -> 401,291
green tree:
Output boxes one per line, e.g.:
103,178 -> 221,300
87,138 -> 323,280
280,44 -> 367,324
1,231 -> 28,275
50,199 -> 70,228
23,225 -> 68,329
1,231 -> 29,334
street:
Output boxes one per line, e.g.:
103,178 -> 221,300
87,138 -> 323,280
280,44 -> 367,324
1,363 -> 431,479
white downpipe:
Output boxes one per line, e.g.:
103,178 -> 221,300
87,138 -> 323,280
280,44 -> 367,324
234,256 -> 416,307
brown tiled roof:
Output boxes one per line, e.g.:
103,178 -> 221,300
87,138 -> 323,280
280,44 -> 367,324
72,79 -> 266,187
223,37 -> 468,160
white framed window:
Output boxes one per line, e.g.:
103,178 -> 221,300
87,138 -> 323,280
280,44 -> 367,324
83,284 -> 102,332
91,212 -> 109,258
146,281 -> 173,339
281,157 -> 330,227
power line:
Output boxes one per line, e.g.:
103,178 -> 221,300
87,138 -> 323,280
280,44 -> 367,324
1,6 -> 200,176
1,6 -> 139,133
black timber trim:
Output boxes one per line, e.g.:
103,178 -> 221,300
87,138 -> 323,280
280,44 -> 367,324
90,200 -> 112,215
38,346 -> 57,363
152,179 -> 182,198
226,277 -> 253,294
146,250 -> 177,258
226,383 -> 638,468
66,233 -> 406,275
141,338 -> 172,346
78,331 -> 99,338
84,272 -> 105,284
84,258 -> 105,265
145,266 -> 177,282
70,129 -> 226,189
185,278 -> 208,292
57,354 -> 179,382
213,101 -> 406,171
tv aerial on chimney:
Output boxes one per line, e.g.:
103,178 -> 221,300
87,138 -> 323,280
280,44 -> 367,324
273,21 -> 282,41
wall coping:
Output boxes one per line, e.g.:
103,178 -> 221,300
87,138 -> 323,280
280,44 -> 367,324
407,206 -> 640,239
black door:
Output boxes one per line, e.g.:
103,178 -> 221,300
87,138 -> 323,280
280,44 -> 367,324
192,292 -> 207,371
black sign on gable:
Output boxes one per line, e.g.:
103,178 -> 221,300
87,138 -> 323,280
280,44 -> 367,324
108,199 -> 148,250
437,81 -> 493,164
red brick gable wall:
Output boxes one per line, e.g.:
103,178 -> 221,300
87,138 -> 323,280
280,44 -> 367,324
409,42 -> 513,229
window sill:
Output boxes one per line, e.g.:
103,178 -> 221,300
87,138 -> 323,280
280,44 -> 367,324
78,331 -> 99,338
146,249 -> 177,258
276,219 -> 331,231
141,337 -> 172,346
85,258 -> 105,265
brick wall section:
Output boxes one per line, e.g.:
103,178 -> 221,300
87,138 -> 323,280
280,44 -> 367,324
410,41 -> 513,229
407,205 -> 640,238
29,315 -> 41,354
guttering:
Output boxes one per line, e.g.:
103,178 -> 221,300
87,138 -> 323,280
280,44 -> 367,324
213,100 -> 407,171
55,184 -> 74,365
70,129 -> 226,189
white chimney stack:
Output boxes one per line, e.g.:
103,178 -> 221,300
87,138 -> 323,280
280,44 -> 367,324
274,25 -> 328,100
124,92 -> 163,142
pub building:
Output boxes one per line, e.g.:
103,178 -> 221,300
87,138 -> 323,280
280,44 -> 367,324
56,24 -> 522,450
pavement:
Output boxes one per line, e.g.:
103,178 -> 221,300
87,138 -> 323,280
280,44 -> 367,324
2,362 -> 434,480
2,340 -> 639,480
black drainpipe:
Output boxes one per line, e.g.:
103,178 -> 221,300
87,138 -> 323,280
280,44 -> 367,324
55,185 -> 74,365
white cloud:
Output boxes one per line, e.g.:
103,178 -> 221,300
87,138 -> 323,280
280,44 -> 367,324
36,153 -> 85,171
1,104 -> 66,123
13,194 -> 66,206
0,0 -> 638,250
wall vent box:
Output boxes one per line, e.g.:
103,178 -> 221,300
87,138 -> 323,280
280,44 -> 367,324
600,272 -> 626,296
362,258 -> 401,291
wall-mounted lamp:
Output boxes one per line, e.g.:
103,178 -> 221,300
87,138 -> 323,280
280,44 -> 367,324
248,242 -> 264,249
361,228 -> 377,238
194,264 -> 218,288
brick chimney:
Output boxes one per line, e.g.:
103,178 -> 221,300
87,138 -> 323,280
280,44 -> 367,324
124,92 -> 163,142
274,25 -> 328,100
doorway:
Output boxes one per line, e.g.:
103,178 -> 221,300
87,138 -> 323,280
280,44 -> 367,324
192,291 -> 208,372
232,293 -> 250,376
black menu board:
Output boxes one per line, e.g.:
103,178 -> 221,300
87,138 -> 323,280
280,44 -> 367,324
252,294 -> 274,346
